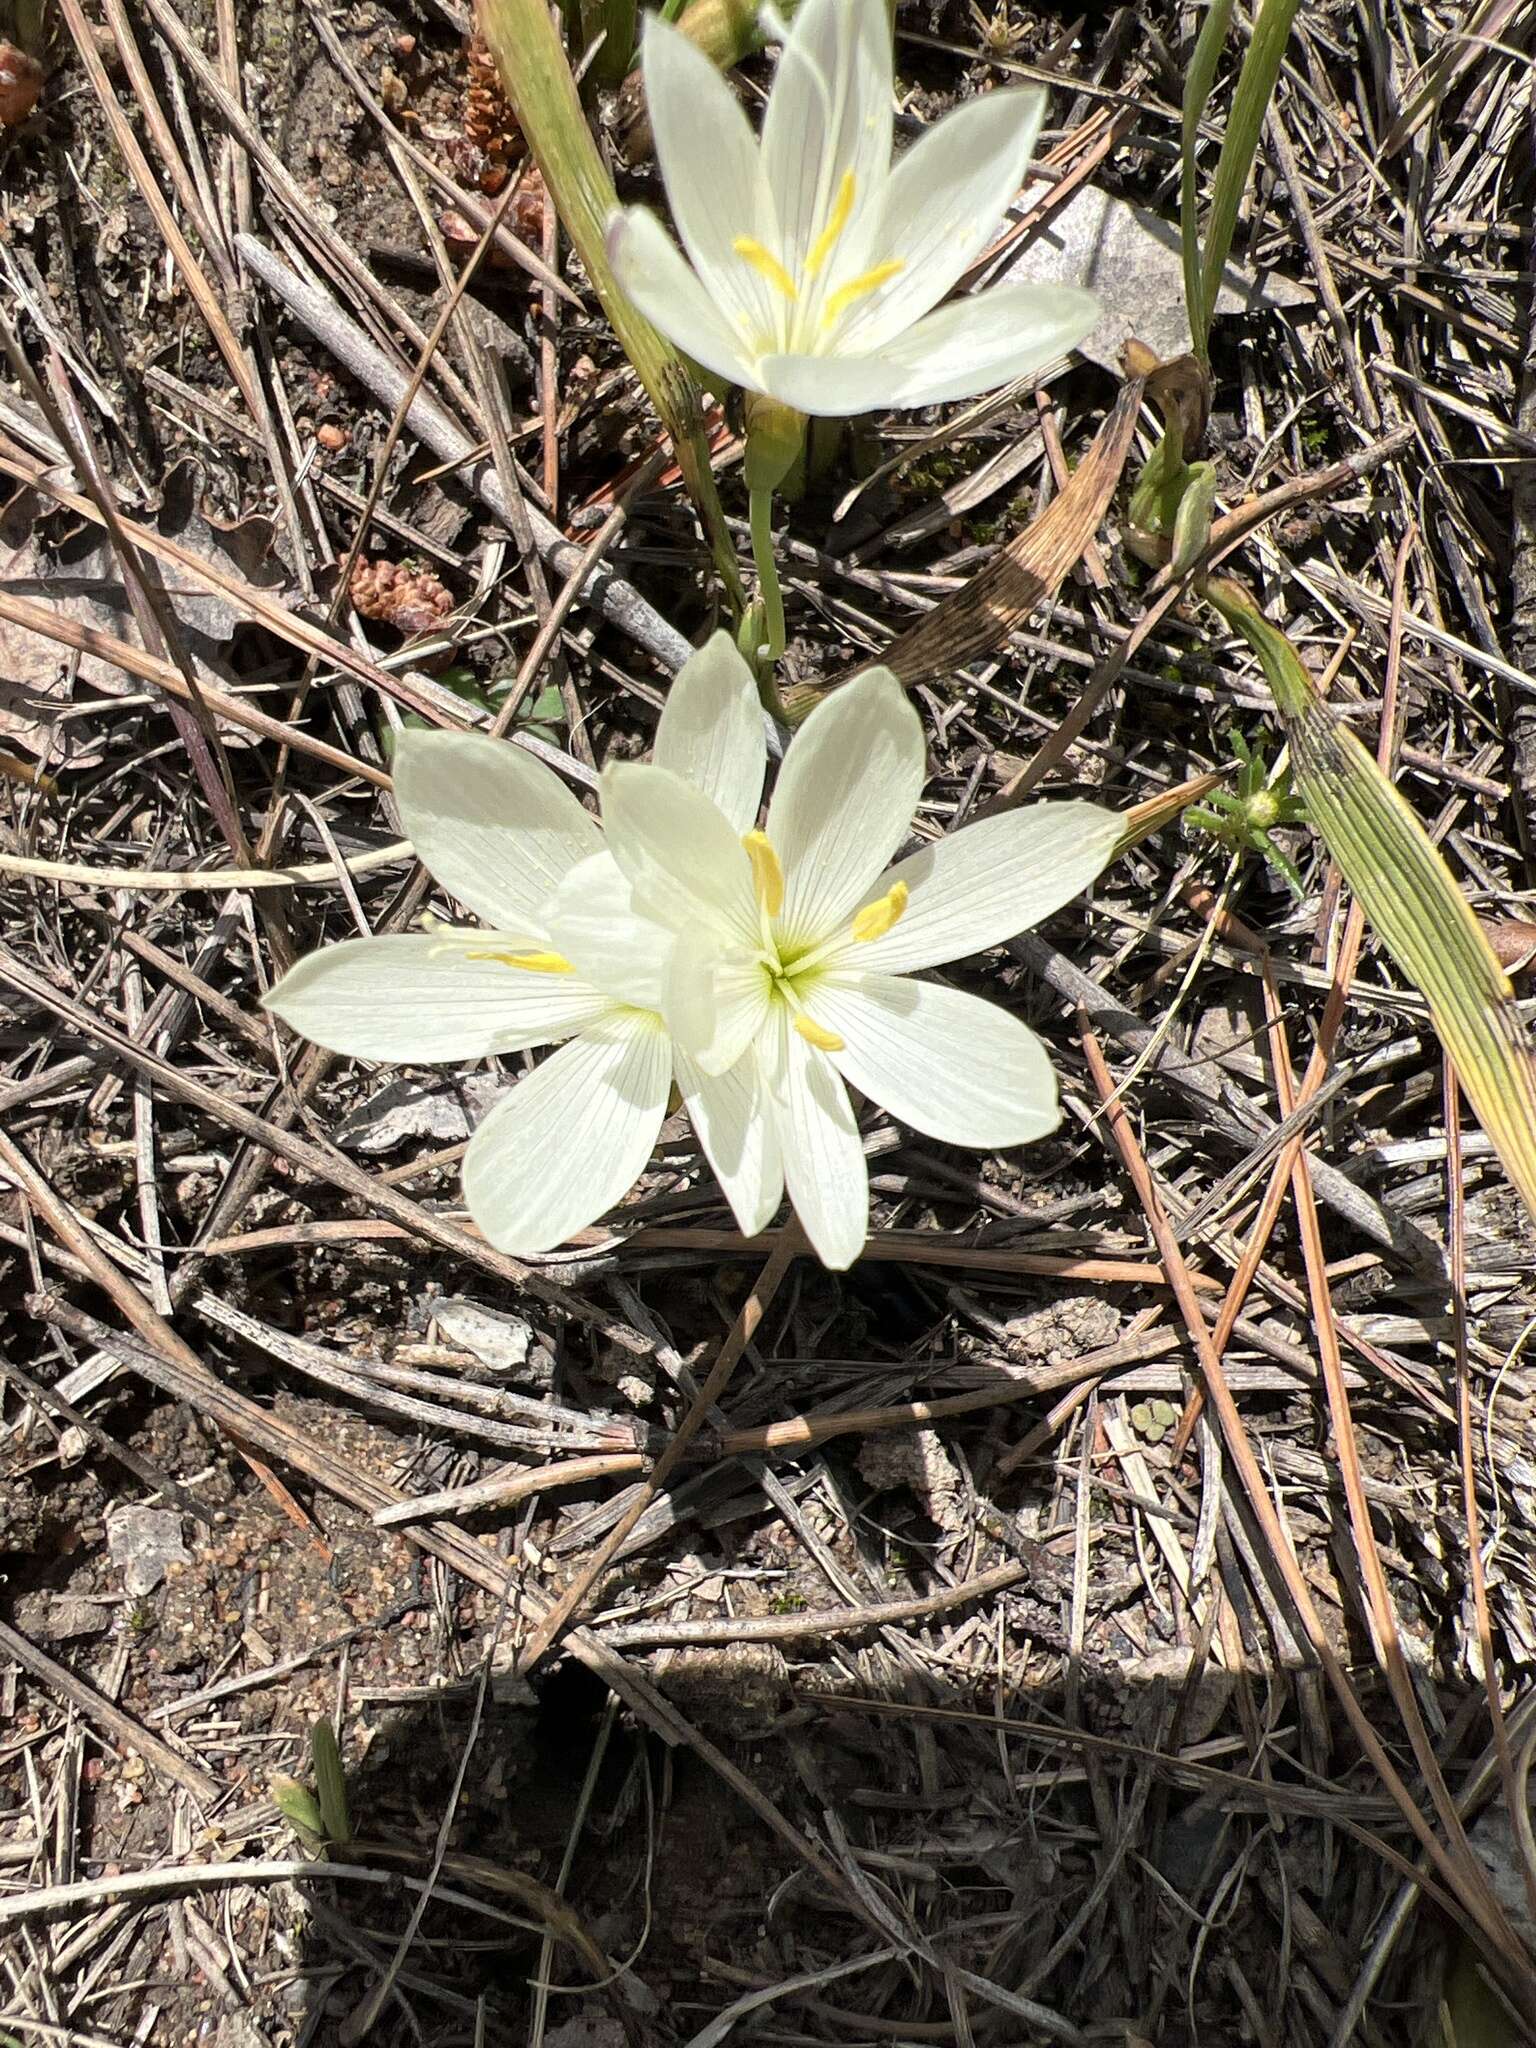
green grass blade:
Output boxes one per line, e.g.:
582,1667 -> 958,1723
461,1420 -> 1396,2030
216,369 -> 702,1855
1180,0 -> 1235,368
1195,0 -> 1303,347
310,1719 -> 352,1847
1209,578 -> 1536,1222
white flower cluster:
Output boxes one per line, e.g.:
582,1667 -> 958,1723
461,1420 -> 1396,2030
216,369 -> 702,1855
267,2 -> 1118,1268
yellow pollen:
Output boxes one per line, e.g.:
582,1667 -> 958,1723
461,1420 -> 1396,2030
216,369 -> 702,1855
794,1013 -> 844,1053
732,236 -> 799,301
464,947 -> 574,975
823,259 -> 906,325
850,879 -> 909,943
805,169 -> 857,278
741,830 -> 785,917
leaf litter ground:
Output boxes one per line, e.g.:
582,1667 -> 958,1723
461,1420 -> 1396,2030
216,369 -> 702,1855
2,0 -> 1536,2042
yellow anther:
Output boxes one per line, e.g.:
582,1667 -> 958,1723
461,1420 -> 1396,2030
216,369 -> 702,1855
823,259 -> 905,325
850,879 -> 908,943
464,948 -> 574,975
805,169 -> 856,278
733,236 -> 799,301
794,1012 -> 844,1053
742,830 -> 785,917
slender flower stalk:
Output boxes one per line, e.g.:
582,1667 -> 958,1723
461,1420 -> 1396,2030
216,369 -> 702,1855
608,0 -> 1099,417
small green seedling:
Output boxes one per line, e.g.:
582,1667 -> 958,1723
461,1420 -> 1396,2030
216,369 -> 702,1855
1185,729 -> 1310,900
272,1719 -> 352,1858
1130,1398 -> 1179,1446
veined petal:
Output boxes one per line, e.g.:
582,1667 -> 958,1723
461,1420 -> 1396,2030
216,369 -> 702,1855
761,0 -> 892,279
601,762 -> 760,947
606,206 -> 762,394
546,851 -> 673,1011
839,801 -> 1121,974
263,933 -> 612,1062
763,1005 -> 868,1269
839,86 -> 1047,349
674,936 -> 776,1076
666,938 -> 773,1076
768,668 -> 924,950
393,729 -> 600,932
643,14 -> 775,337
462,1014 -> 671,1254
814,971 -> 1060,1147
653,631 -> 766,834
676,1045 -> 784,1237
759,280 -> 1099,414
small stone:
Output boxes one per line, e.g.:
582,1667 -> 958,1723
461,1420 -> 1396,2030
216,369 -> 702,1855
106,1506 -> 188,1597
1004,1296 -> 1121,1364
430,1296 -> 534,1373
43,1596 -> 111,1641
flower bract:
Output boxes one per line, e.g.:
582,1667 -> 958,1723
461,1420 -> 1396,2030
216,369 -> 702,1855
606,0 -> 1099,416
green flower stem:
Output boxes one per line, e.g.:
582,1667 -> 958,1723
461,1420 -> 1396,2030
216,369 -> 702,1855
749,487 -> 786,662
741,399 -> 804,669
476,0 -> 744,606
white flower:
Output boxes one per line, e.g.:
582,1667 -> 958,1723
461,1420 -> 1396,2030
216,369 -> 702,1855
606,0 -> 1098,417
596,651 -> 1123,1268
262,637 -> 775,1257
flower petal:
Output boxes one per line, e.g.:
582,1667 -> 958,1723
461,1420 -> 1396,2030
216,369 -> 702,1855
393,730 -> 601,932
606,206 -> 761,394
839,801 -> 1121,974
601,762 -> 760,947
462,1015 -> 671,1254
677,1045 -> 784,1237
756,279 -> 1099,415
652,631 -> 766,834
263,933 -> 612,1062
643,13 -> 769,325
761,0 -> 893,277
813,971 -> 1060,1147
546,851 -> 673,1011
666,938 -> 773,1076
837,87 -> 1048,349
767,668 -> 924,948
762,1005 -> 868,1268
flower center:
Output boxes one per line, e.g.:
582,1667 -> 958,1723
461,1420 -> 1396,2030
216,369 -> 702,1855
735,832 -> 916,1052
731,167 -> 906,348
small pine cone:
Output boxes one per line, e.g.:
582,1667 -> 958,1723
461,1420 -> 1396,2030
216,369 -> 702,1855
0,43 -> 43,126
463,31 -> 520,173
350,560 -> 454,637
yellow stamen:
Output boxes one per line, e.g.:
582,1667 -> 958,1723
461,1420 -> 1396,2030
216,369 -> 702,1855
823,259 -> 905,325
794,1013 -> 844,1053
464,948 -> 574,975
805,169 -> 856,278
850,879 -> 909,943
733,236 -> 799,301
741,829 -> 785,917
